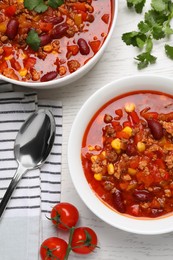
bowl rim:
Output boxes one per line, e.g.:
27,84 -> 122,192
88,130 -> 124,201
68,74 -> 173,235
0,0 -> 118,89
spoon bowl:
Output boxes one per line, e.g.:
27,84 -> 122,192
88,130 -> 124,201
0,109 -> 56,218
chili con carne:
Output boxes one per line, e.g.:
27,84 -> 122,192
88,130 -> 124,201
0,0 -> 113,82
81,91 -> 173,218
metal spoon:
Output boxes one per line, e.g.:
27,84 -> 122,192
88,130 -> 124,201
0,109 -> 56,218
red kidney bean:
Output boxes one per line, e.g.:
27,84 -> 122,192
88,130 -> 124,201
6,19 -> 19,40
40,71 -> 58,82
112,189 -> 126,213
77,38 -> 90,55
43,16 -> 64,25
126,143 -> 137,156
39,34 -> 52,46
147,119 -> 163,140
51,23 -> 68,39
133,189 -> 153,202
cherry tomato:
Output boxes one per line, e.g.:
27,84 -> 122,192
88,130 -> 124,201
51,202 -> 79,230
71,227 -> 98,254
40,237 -> 68,260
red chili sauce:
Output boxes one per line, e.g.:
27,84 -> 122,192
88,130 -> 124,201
81,91 -> 173,218
0,0 -> 113,82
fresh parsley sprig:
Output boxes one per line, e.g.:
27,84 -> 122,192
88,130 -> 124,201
24,0 -> 64,51
122,0 -> 173,69
26,30 -> 40,51
48,0 -> 64,9
24,0 -> 64,13
127,0 -> 146,14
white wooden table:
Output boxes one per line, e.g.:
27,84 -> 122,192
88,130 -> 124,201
16,1 -> 173,259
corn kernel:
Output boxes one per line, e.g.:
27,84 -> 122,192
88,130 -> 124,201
111,138 -> 121,150
137,141 -> 146,152
94,173 -> 102,181
107,163 -> 114,175
20,53 -> 27,59
17,0 -> 24,3
91,155 -> 99,163
101,151 -> 106,157
52,51 -> 58,55
4,55 -> 13,60
88,145 -> 95,151
0,23 -> 7,33
127,183 -> 137,191
19,68 -> 28,77
43,44 -> 53,53
128,168 -> 137,175
122,126 -> 132,137
74,14 -> 82,26
124,102 -> 135,113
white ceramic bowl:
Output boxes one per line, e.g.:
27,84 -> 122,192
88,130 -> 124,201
68,75 -> 173,235
0,0 -> 118,89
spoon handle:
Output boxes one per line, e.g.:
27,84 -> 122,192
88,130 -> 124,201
0,164 -> 26,219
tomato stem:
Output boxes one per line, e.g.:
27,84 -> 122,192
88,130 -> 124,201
64,226 -> 75,260
49,208 -> 71,230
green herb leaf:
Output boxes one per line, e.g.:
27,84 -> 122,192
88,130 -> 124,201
145,38 -> 153,53
24,0 -> 39,10
26,30 -> 40,51
127,0 -> 146,13
144,10 -> 168,28
151,0 -> 168,12
152,24 -> 165,39
24,0 -> 64,12
163,21 -> 173,35
135,0 -> 146,13
165,44 -> 173,59
135,52 -> 157,69
124,0 -> 173,69
136,37 -> 145,48
122,31 -> 147,47
34,2 -> 48,13
24,0 -> 48,13
48,0 -> 64,9
138,21 -> 150,33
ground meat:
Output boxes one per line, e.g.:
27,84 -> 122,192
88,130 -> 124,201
147,144 -> 163,153
103,125 -> 116,138
162,121 -> 173,135
30,68 -> 40,81
103,181 -> 114,191
91,163 -> 103,173
165,153 -> 173,169
113,155 -> 129,179
138,160 -> 148,170
67,60 -> 80,73
104,114 -> 113,123
105,149 -> 117,162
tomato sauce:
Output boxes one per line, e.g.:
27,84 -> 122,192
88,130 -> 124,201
0,0 -> 113,82
81,91 -> 173,218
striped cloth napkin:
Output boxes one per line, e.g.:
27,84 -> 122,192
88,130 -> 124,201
0,82 -> 62,260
